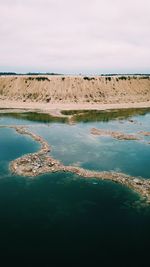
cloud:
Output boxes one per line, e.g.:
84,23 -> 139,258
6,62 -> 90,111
0,0 -> 150,73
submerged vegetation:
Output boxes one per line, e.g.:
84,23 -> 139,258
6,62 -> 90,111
1,108 -> 150,125
0,112 -> 67,123
61,108 -> 150,122
1,108 -> 150,266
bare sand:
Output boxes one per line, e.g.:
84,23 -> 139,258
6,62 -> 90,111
0,100 -> 150,117
0,75 -> 150,115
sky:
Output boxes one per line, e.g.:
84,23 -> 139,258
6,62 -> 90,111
0,0 -> 150,74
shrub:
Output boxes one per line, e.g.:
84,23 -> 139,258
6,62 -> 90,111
27,77 -> 50,82
140,76 -> 150,79
35,77 -> 50,81
118,76 -> 127,80
106,77 -> 111,81
83,77 -> 95,81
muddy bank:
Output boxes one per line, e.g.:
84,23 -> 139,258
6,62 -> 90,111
1,101 -> 150,119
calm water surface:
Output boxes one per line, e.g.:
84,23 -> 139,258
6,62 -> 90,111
0,109 -> 150,266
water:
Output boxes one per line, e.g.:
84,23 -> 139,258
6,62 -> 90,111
0,109 -> 150,266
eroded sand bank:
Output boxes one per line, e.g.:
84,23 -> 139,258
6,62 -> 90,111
0,75 -> 150,116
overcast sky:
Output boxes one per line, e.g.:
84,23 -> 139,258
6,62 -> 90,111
0,0 -> 150,74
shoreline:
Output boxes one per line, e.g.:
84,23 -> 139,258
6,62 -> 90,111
3,125 -> 150,204
1,104 -> 150,203
1,100 -> 150,117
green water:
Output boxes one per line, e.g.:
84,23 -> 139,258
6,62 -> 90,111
0,109 -> 150,266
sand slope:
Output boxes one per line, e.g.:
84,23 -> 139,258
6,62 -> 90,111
0,75 -> 150,104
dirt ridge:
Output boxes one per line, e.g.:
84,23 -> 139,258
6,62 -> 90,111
0,75 -> 150,104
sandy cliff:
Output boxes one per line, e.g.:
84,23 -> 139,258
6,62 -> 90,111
0,75 -> 150,104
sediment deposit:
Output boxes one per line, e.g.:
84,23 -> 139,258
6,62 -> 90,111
6,126 -> 150,204
138,131 -> 150,136
0,75 -> 150,104
91,128 -> 139,140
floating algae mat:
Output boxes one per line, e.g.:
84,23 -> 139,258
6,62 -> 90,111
0,108 -> 150,266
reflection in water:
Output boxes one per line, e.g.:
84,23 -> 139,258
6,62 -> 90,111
0,108 -> 150,266
62,108 -> 150,122
1,107 -> 150,124
0,111 -> 67,123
